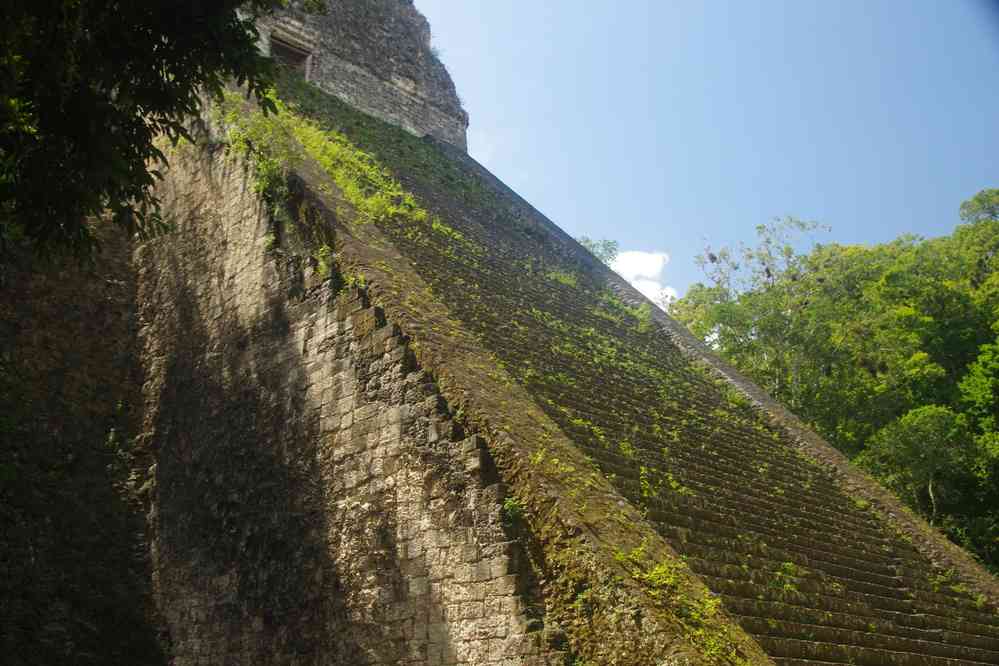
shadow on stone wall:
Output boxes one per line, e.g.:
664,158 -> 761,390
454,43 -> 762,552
142,217 -> 369,661
0,233 -> 165,665
138,139 -> 557,663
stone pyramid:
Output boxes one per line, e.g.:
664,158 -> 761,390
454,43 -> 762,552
6,2 -> 995,665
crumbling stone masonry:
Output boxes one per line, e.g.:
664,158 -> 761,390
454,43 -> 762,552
138,143 -> 553,665
257,0 -> 469,149
6,1 -> 998,664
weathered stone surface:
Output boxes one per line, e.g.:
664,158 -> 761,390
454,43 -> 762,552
258,0 -> 468,149
0,229 -> 165,666
9,3 -> 998,664
138,144 -> 548,664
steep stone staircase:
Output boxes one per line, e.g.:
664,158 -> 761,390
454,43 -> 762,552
578,389 -> 999,665
380,132 -> 999,666
385,153 -> 998,663
265,69 -> 999,663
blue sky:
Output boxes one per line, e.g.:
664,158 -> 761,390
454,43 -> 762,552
415,0 -> 999,301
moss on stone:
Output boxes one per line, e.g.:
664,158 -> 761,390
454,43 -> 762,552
202,66 -> 999,664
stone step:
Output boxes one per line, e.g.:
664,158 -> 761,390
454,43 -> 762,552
652,468 -> 891,547
660,524 -> 900,580
737,615 -> 999,664
674,516 -> 999,626
724,596 -> 999,652
582,418 -> 884,525
675,538 -> 903,591
584,445 -> 891,550
689,560 -> 922,617
644,451 -> 883,528
704,577 -> 999,642
897,566 -> 999,617
648,505 -> 901,574
686,556 -> 911,606
903,589 -> 999,631
756,635 -> 996,666
580,392 -> 852,495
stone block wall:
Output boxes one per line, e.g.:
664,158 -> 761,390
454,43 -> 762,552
258,0 -> 469,149
137,141 -> 553,664
0,229 -> 165,666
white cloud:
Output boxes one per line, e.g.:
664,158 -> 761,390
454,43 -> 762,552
611,250 -> 678,306
612,251 -> 669,282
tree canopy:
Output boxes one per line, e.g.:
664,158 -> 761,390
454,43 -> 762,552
670,191 -> 999,570
0,0 -> 321,259
578,236 -> 620,266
